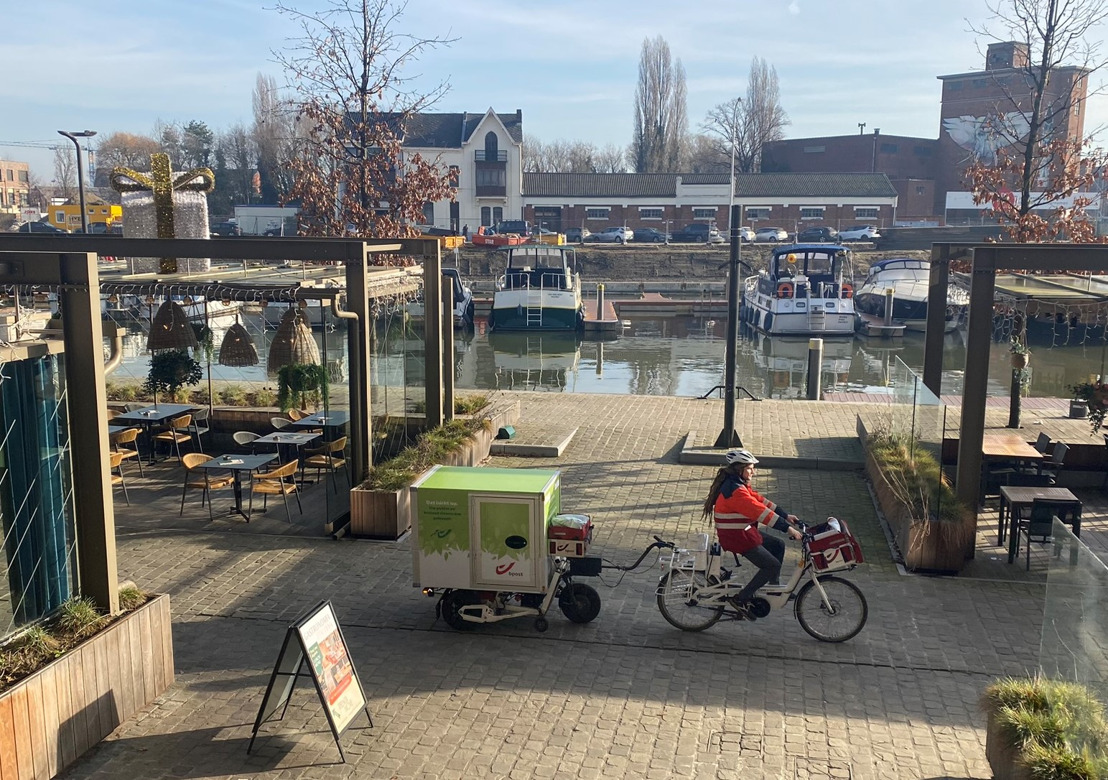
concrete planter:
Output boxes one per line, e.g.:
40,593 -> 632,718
985,710 -> 1032,780
0,594 -> 174,780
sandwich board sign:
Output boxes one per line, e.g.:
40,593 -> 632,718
248,600 -> 372,761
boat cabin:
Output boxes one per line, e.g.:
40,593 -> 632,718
758,244 -> 851,300
499,245 -> 577,292
863,257 -> 928,284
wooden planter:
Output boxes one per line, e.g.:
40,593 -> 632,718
985,710 -> 1032,780
0,594 -> 174,780
348,400 -> 519,540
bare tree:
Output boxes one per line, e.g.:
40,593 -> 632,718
631,36 -> 688,173
966,0 -> 1108,238
53,145 -> 75,201
95,132 -> 162,179
154,120 -> 183,164
271,0 -> 456,241
684,133 -> 727,173
524,138 -> 628,173
702,58 -> 790,175
594,143 -> 628,173
252,74 -> 298,203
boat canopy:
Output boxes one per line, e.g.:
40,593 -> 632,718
500,244 -> 575,271
770,244 -> 849,281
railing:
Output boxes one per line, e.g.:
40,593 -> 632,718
475,150 -> 508,162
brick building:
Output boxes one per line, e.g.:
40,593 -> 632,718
0,160 -> 31,215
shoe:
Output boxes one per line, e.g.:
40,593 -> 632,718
730,599 -> 757,621
719,567 -> 732,581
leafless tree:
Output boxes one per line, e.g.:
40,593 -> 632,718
53,146 -> 75,201
684,134 -> 727,173
271,0 -> 457,241
252,74 -> 298,203
594,144 -> 628,173
215,123 -> 260,207
967,0 -> 1108,231
702,58 -> 790,175
95,132 -> 162,181
525,138 -> 629,173
154,120 -> 183,164
631,36 -> 688,173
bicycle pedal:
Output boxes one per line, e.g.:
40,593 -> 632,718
719,568 -> 732,581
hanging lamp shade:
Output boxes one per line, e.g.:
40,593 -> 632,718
217,321 -> 259,366
267,307 -> 320,375
147,299 -> 199,353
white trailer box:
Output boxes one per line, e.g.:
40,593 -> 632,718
232,205 -> 299,236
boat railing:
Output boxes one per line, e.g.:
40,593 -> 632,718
502,270 -> 570,291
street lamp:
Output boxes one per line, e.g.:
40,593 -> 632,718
58,130 -> 97,233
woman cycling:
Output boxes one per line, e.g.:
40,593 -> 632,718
702,449 -> 802,619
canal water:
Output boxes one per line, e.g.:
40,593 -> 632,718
105,309 -> 1108,401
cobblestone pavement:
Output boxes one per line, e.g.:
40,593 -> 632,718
61,392 -> 1048,779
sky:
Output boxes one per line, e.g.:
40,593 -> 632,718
2,0 -> 1106,180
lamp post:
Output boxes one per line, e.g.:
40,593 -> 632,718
58,130 -> 97,233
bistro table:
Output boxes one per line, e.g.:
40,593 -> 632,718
113,404 -> 196,464
197,453 -> 278,522
998,485 -> 1082,564
254,431 -> 320,481
980,433 -> 1045,505
292,410 -> 350,444
107,425 -> 129,437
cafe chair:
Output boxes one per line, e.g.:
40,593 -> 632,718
251,460 -> 303,523
153,414 -> 193,463
300,436 -> 348,494
180,453 -> 233,521
1014,499 -> 1074,570
233,431 -> 260,454
287,408 -> 308,421
271,417 -> 293,431
1033,433 -> 1052,453
187,407 -> 211,454
110,426 -> 145,478
110,451 -> 129,506
106,409 -> 121,421
124,403 -> 146,412
1036,442 -> 1069,479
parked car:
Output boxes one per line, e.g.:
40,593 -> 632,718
564,227 -> 591,243
16,221 -> 67,234
588,226 -> 634,244
210,222 -> 242,237
736,226 -> 756,243
753,226 -> 789,242
796,226 -> 839,243
633,227 -> 670,243
838,224 -> 881,241
670,223 -> 724,243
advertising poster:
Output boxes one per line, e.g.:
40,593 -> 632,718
296,603 -> 365,734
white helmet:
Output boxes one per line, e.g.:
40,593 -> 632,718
724,449 -> 759,466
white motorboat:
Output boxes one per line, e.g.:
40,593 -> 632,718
740,244 -> 856,337
489,245 -> 583,331
854,257 -> 968,332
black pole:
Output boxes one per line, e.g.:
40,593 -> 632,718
715,205 -> 743,448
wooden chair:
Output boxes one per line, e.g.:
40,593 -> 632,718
152,414 -> 193,463
287,408 -> 308,421
300,436 -> 348,494
233,431 -> 260,454
180,453 -> 233,520
110,451 -> 129,506
1015,499 -> 1075,570
110,426 -> 145,478
251,460 -> 302,523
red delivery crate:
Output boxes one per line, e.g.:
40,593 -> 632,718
807,518 -> 864,572
549,513 -> 593,541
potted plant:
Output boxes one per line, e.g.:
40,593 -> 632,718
143,349 -> 203,406
276,363 -> 329,412
1010,340 -> 1031,369
1069,380 -> 1108,434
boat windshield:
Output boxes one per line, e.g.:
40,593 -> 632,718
506,246 -> 573,271
774,249 -> 845,279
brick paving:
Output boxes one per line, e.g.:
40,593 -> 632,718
60,391 -> 1078,779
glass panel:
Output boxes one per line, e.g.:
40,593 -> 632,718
320,305 -> 350,525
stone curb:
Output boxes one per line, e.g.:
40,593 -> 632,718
679,431 -> 864,470
490,427 -> 578,457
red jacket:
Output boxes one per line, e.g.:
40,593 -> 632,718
713,475 -> 787,554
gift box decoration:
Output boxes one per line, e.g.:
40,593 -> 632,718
110,153 -> 215,274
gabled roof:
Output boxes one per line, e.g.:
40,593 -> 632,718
399,110 -> 524,148
523,173 -> 679,197
734,173 -> 897,198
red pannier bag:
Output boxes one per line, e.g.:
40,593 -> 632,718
549,513 -> 592,541
807,518 -> 864,572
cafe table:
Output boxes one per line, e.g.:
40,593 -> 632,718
253,431 -> 320,478
113,403 -> 196,464
998,485 -> 1082,564
197,453 -> 278,522
292,410 -> 350,441
980,433 -> 1045,505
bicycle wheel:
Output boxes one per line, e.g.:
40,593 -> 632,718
559,582 -> 601,624
656,570 -> 723,632
793,576 -> 867,643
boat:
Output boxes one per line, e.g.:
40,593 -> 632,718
740,244 -> 856,337
748,331 -> 854,398
406,268 -> 476,328
489,244 -> 584,331
488,331 -> 581,391
470,226 -> 527,248
854,257 -> 968,332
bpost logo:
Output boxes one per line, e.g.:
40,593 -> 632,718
495,562 -> 516,575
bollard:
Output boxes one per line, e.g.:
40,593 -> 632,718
806,338 -> 823,400
596,342 -> 604,376
883,288 -> 895,327
596,283 -> 605,321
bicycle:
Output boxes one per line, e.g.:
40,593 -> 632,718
652,518 -> 868,642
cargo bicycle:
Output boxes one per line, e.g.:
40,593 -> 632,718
652,518 -> 868,642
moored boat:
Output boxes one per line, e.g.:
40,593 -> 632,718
740,244 -> 855,337
489,245 -> 584,331
854,257 -> 967,332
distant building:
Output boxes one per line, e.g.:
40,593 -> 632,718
0,160 -> 31,216
47,193 -> 122,231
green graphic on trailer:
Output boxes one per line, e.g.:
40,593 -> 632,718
416,489 -> 470,559
479,502 -> 531,561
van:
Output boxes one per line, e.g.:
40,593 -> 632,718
497,220 -> 531,236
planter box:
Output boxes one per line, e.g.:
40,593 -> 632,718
985,710 -> 1032,780
349,399 -> 520,539
0,594 -> 174,780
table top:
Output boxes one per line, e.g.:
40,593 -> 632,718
115,404 -> 196,424
107,425 -> 130,436
293,410 -> 350,428
982,433 -> 1045,460
1000,485 -> 1080,505
255,432 -> 320,445
199,453 -> 278,472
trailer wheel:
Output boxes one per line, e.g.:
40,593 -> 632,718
440,590 -> 476,630
558,582 -> 601,624
534,617 -> 549,632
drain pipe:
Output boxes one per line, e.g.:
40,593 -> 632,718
103,319 -> 125,376
332,294 -> 358,322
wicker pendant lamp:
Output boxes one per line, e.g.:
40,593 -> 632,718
267,306 -> 320,375
217,317 -> 259,367
147,298 -> 199,353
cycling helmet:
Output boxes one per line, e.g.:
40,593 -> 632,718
724,449 -> 759,466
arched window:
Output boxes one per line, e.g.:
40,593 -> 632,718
481,206 -> 491,227
493,207 -> 503,225
484,132 -> 499,160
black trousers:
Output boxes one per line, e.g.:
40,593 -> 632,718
735,534 -> 786,603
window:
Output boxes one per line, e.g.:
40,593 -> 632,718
5,170 -> 12,181
800,207 -> 824,220
913,145 -> 932,157
448,165 -> 459,187
639,207 -> 663,219
915,186 -> 927,196
484,131 -> 498,159
55,210 -> 65,224
803,146 -> 826,153
422,202 -> 434,224
879,143 -> 898,154
948,81 -> 963,91
692,208 -> 716,220
972,78 -> 986,88
745,207 -> 771,221
585,208 -> 610,220
481,206 -> 491,227
855,207 -> 879,218
493,207 -> 503,225
18,170 -> 28,182
475,168 -> 505,187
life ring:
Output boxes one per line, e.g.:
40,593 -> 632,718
777,282 -> 794,299
841,283 -> 853,299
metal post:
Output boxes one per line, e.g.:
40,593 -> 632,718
806,338 -> 823,400
714,204 -> 743,448
423,244 -> 444,428
345,246 -> 374,483
923,245 -> 951,395
442,274 -> 455,422
883,288 -> 895,327
596,283 -> 605,322
57,130 -> 96,233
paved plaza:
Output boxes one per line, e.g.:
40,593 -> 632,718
59,391 -> 1082,780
